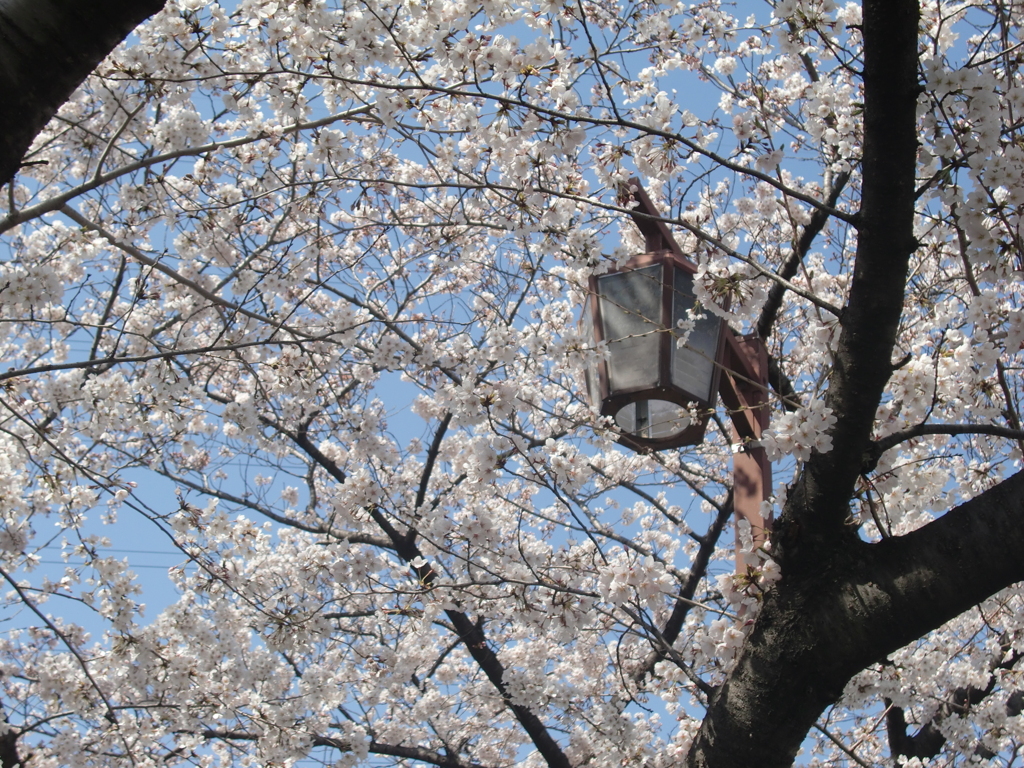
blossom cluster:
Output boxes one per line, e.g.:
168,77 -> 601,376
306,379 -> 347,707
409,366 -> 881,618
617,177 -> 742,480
761,400 -> 838,462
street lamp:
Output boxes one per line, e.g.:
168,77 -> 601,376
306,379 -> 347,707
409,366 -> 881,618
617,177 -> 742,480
584,180 -> 771,546
584,242 -> 725,451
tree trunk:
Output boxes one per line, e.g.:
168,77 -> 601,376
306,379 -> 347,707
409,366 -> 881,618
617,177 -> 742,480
687,470 -> 1024,768
685,1 -> 956,764
0,0 -> 167,187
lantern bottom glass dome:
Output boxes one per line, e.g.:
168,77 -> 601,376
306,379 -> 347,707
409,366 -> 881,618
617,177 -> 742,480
614,399 -> 693,442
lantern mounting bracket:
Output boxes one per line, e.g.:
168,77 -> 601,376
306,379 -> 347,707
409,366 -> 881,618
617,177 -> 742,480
619,180 -> 684,260
720,331 -> 769,443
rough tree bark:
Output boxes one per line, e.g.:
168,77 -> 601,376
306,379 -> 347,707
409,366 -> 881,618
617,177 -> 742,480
0,0 -> 167,188
686,1 -> 1024,766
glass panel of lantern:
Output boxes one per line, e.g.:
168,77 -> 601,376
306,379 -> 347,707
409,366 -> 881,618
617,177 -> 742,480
671,267 -> 722,404
581,300 -> 600,410
598,264 -> 661,393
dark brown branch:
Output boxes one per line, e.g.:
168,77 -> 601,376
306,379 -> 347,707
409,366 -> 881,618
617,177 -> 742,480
322,609 -> 379,620
885,629 -> 1024,761
686,2 -> 925,766
632,490 -> 734,686
756,170 -> 851,342
774,0 -> 921,564
691,466 -> 1024,768
866,423 -> 1024,471
194,729 -> 498,768
0,700 -> 21,768
0,0 -> 167,187
767,354 -> 802,412
415,413 -> 452,512
885,702 -> 944,761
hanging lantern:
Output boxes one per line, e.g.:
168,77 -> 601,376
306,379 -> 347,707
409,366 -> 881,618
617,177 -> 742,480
585,251 -> 724,450
583,182 -> 725,450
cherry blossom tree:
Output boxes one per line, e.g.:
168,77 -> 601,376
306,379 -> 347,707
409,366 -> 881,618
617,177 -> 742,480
1,0 -> 1024,766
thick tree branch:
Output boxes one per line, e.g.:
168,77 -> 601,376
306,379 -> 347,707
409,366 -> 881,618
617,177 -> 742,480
862,471 -> 1024,661
767,355 -> 802,412
0,699 -> 20,768
688,467 -> 1024,768
886,702 -> 945,761
886,644 -> 1023,762
774,0 -> 921,563
686,2 -> 926,766
0,0 -> 167,187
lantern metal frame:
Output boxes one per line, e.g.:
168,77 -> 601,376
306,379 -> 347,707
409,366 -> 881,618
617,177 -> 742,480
585,247 -> 727,451
586,180 -> 732,451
